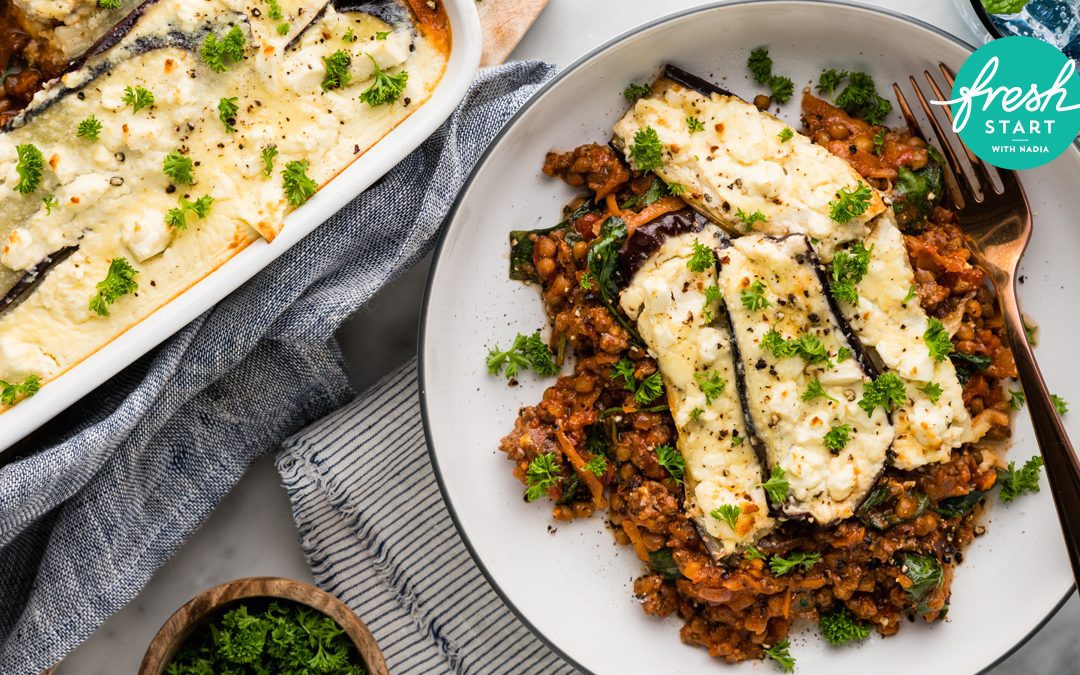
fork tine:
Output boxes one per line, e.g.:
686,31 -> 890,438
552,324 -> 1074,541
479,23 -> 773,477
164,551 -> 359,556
925,67 -> 998,194
891,82 -> 926,139
892,81 -> 963,208
908,75 -> 983,202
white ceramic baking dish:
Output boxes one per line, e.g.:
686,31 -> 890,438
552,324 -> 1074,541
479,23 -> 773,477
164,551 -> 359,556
0,0 -> 482,452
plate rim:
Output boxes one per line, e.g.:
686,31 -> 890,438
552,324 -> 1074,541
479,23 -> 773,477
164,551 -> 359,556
418,1 -> 1076,672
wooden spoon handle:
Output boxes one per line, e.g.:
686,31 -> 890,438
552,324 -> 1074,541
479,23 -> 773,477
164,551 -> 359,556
477,0 -> 550,66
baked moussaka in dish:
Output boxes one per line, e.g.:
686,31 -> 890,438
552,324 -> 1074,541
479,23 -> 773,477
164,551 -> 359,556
0,0 -> 450,410
494,60 -> 1032,668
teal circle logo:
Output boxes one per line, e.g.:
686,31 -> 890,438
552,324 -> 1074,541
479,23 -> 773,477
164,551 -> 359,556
938,36 -> 1080,170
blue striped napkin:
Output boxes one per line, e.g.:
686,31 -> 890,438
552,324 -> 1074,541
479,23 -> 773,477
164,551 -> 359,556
277,359 -> 576,674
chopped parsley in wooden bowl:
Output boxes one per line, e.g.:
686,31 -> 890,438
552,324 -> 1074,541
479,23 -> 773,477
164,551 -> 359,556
139,577 -> 386,675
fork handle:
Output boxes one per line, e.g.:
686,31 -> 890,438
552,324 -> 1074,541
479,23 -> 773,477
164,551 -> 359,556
1001,282 -> 1080,589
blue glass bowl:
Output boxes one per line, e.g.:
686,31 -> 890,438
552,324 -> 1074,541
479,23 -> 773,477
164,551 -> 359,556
963,0 -> 1080,59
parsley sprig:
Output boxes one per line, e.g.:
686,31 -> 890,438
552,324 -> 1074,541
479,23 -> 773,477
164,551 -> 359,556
201,26 -> 247,73
747,47 -> 794,104
612,359 -> 637,391
802,378 -> 837,403
760,465 -> 789,503
217,97 -> 239,133
77,116 -> 103,141
919,381 -> 943,403
163,151 -> 195,185
525,453 -> 560,501
858,372 -> 906,417
740,280 -> 770,311
14,144 -> 44,194
769,551 -> 821,576
694,370 -> 726,405
819,607 -> 871,646
121,85 -> 154,113
997,456 -> 1044,502
817,69 -> 893,125
829,181 -> 873,223
702,284 -> 721,323
635,373 -> 664,405
761,330 -> 831,365
282,160 -> 318,206
687,239 -> 715,272
735,207 -> 766,230
165,195 -> 214,229
359,55 -> 408,106
1,375 -> 40,407
612,359 -> 664,405
623,83 -> 651,101
763,640 -> 796,673
655,444 -> 685,484
686,116 -> 705,133
486,331 -> 559,379
261,145 -> 279,177
628,126 -> 663,172
1008,389 -> 1026,410
711,504 -> 742,529
88,258 -> 138,317
924,317 -> 953,362
322,50 -> 353,92
584,454 -> 607,477
830,241 -> 871,305
823,423 -> 852,452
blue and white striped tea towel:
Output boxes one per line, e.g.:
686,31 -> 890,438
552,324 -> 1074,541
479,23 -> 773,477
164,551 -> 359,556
278,358 -> 577,674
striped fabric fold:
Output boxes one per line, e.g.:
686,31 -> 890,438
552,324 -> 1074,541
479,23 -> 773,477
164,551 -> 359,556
277,358 -> 577,674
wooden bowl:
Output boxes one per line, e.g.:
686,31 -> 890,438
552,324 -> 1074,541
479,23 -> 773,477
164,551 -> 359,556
139,577 -> 388,675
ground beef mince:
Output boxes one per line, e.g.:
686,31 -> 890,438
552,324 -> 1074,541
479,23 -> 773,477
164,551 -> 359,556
500,121 -> 1013,664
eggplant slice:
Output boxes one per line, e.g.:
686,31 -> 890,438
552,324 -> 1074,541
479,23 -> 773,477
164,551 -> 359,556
717,233 -> 893,524
835,212 -> 979,468
611,65 -> 885,262
620,225 -> 774,556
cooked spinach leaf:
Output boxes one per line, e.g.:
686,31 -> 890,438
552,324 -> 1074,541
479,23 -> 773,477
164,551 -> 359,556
936,490 -> 988,518
648,548 -> 681,580
892,146 -> 945,229
586,216 -> 642,343
950,351 -> 992,384
556,472 -> 582,504
898,552 -> 943,612
509,201 -> 593,282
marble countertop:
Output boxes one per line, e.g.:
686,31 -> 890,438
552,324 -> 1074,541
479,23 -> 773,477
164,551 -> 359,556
56,0 -> 1079,672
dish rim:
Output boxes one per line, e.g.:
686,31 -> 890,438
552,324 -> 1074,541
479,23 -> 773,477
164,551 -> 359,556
0,0 -> 483,453
417,1 -> 1076,673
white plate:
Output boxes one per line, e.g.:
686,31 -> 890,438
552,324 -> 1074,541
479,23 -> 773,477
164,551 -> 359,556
0,0 -> 482,452
420,2 -> 1078,673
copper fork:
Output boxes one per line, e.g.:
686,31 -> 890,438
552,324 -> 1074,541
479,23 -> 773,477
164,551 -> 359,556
894,66 -> 1080,589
